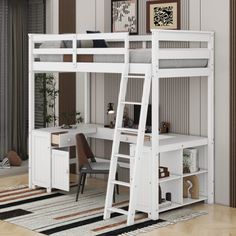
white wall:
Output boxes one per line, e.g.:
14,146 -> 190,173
201,0 -> 230,205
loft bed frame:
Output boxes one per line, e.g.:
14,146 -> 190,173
28,29 -> 214,222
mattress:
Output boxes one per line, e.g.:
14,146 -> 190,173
94,49 -> 208,68
37,43 -> 208,68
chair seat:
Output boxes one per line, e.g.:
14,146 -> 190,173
90,162 -> 110,171
81,161 -> 110,172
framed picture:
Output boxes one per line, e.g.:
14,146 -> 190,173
111,0 -> 138,35
146,0 -> 180,33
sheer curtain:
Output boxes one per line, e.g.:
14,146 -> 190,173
0,0 -> 45,160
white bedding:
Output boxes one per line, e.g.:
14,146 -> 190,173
36,43 -> 208,68
94,49 -> 208,68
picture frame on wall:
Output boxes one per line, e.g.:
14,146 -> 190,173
111,0 -> 138,35
146,0 -> 181,33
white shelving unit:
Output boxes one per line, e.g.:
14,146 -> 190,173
130,134 -> 211,215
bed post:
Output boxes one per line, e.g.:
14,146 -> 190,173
150,30 -> 159,220
28,34 -> 35,189
84,72 -> 90,124
208,32 -> 215,204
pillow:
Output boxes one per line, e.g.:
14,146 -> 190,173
63,40 -> 81,48
81,40 -> 93,48
86,31 -> 108,48
6,151 -> 22,166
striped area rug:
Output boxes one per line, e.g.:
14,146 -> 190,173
0,185 -> 207,236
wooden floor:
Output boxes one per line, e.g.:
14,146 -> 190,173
0,174 -> 236,236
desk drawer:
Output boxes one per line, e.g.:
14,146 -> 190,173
120,134 -> 151,143
51,132 -> 76,147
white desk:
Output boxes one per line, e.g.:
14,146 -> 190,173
30,123 -> 182,193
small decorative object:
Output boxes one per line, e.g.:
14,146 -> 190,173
183,175 -> 200,199
112,0 -> 138,35
159,185 -> 162,204
6,151 -> 22,166
166,192 -> 172,201
159,121 -> 170,133
105,103 -> 115,128
123,107 -> 133,128
107,103 -> 115,115
60,112 -> 83,129
146,0 -> 181,33
0,157 -> 10,169
183,148 -> 199,173
159,166 -> 170,178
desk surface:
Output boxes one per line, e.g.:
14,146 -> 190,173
32,123 -> 99,134
32,124 -> 208,152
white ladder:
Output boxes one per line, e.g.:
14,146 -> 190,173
104,64 -> 152,225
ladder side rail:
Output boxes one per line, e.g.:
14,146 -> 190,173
104,65 -> 129,219
127,67 -> 152,225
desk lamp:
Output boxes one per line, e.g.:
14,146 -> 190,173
107,103 -> 115,128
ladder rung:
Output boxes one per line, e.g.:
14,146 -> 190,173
118,128 -> 139,134
112,180 -> 130,187
114,154 -> 134,160
121,101 -> 142,105
124,75 -> 145,79
108,207 -> 128,215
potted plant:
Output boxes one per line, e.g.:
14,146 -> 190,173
60,112 -> 84,129
36,73 -> 59,127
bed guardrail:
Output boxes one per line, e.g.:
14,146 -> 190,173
151,29 -> 214,78
29,32 -> 130,71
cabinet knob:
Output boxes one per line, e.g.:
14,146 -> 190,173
67,138 -> 71,142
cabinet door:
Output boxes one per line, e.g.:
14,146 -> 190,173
32,131 -> 51,188
52,149 -> 69,191
130,145 -> 152,214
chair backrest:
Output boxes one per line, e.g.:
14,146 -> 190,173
75,133 -> 95,170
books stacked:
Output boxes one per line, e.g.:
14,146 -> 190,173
0,157 -> 10,169
159,166 -> 170,178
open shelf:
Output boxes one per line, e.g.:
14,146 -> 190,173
159,174 -> 181,183
159,202 -> 182,213
183,169 -> 208,178
182,195 -> 208,206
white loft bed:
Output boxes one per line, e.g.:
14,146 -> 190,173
28,30 -> 214,224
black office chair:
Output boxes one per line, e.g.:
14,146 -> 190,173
75,133 -> 119,202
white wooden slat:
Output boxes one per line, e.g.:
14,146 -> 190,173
76,48 -> 126,55
152,30 -> 213,42
31,34 -> 76,42
33,48 -> 73,55
32,32 -> 128,42
33,62 -> 150,74
159,48 -> 210,59
159,68 -> 210,78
